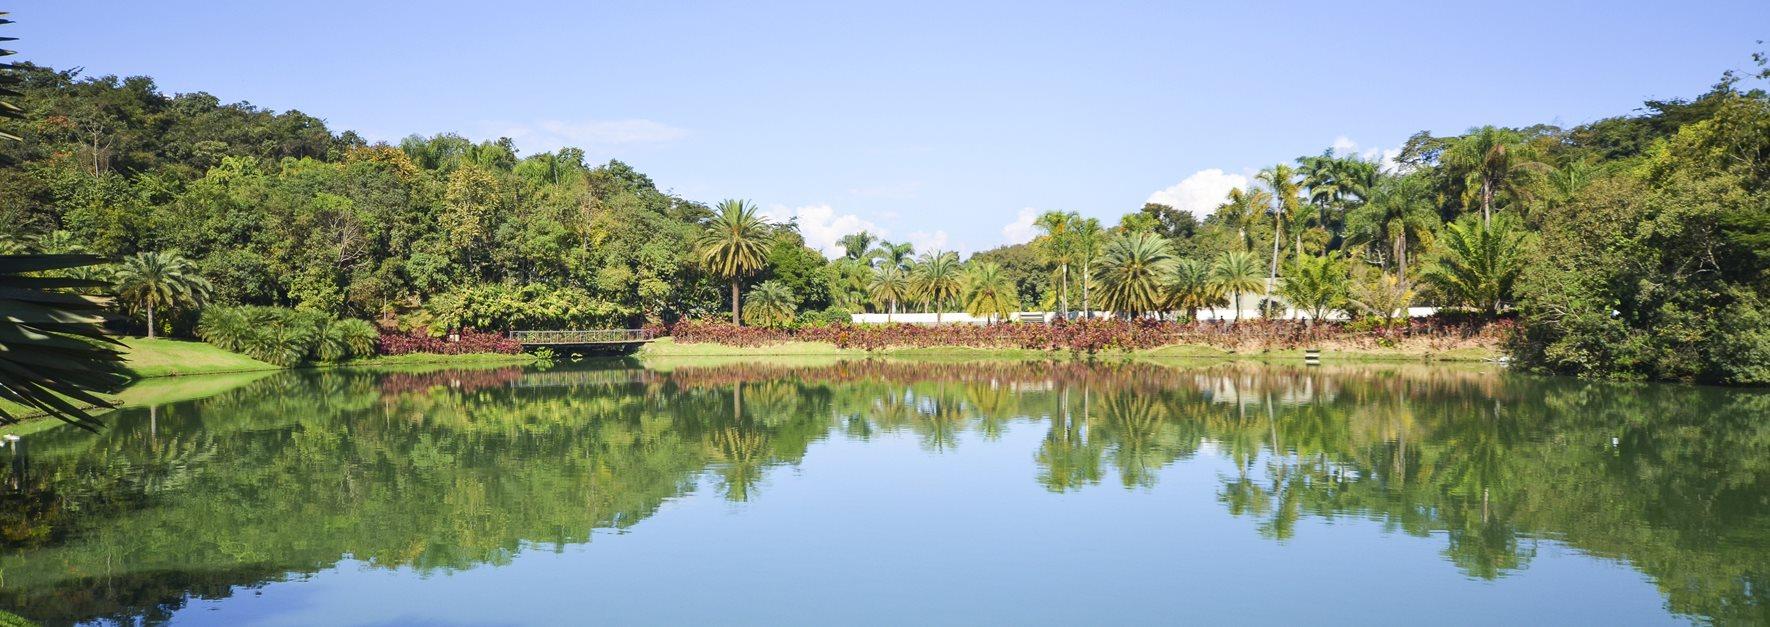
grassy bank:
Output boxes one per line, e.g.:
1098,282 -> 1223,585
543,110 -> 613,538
639,336 -> 1499,362
0,338 -> 540,426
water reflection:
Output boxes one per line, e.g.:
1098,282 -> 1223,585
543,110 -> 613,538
0,360 -> 1764,624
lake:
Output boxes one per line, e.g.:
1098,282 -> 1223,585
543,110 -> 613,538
1,360 -> 1764,625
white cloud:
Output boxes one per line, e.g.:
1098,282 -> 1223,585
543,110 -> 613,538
1146,169 -> 1251,220
907,230 -> 951,254
1001,207 -> 1040,245
760,203 -> 886,259
488,117 -> 689,154
1328,136 -> 1405,174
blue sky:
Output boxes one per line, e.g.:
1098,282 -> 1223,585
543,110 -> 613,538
20,1 -> 1769,256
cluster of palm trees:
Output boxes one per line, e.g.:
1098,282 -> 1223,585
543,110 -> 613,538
695,200 -> 1027,326
860,247 -> 1020,323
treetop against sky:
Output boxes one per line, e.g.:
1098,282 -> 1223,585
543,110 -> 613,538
18,1 -> 1768,255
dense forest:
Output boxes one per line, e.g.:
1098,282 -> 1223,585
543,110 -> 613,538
1,57 -> 1766,383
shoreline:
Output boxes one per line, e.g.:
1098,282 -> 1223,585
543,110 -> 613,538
635,337 -> 1501,363
2,335 -> 1497,430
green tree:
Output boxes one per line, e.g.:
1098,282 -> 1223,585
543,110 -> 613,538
910,250 -> 963,322
1167,257 -> 1225,322
1257,164 -> 1307,289
872,240 -> 915,271
113,251 -> 212,338
742,280 -> 797,328
1441,126 -> 1547,224
695,199 -> 773,325
837,231 -> 877,261
867,265 -> 910,322
1423,213 -> 1528,316
961,261 -> 1019,321
1073,217 -> 1105,317
1278,253 -> 1348,327
1093,232 -> 1177,317
1346,173 -> 1440,282
1213,251 -> 1265,323
1033,211 -> 1075,317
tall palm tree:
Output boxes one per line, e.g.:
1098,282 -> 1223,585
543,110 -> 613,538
1346,173 -> 1440,284
1167,257 -> 1225,322
868,264 -> 911,322
910,250 -> 963,323
113,251 -> 212,339
1422,213 -> 1529,316
1033,211 -> 1075,318
1072,217 -> 1105,318
742,280 -> 798,328
1257,164 -> 1307,293
1441,126 -> 1547,225
961,261 -> 1019,322
1278,253 -> 1348,327
837,231 -> 877,261
1212,251 -> 1265,323
1093,232 -> 1177,317
695,199 -> 773,325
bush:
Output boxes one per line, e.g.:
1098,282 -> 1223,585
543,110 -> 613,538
376,328 -> 521,356
664,315 -> 1505,355
198,306 -> 381,366
797,307 -> 852,327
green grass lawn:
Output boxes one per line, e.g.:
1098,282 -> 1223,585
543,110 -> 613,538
115,337 -> 278,377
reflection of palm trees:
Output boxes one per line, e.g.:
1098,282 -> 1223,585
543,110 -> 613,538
1036,385 -> 1103,492
1095,393 -> 1196,489
706,428 -> 770,502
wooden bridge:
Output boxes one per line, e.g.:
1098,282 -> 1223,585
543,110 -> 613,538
509,329 -> 656,356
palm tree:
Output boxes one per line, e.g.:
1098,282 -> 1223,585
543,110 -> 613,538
1215,187 -> 1271,253
742,280 -> 798,328
1441,126 -> 1547,225
1033,211 -> 1075,318
1257,164 -> 1307,293
695,199 -> 773,325
1072,217 -> 1105,318
961,261 -> 1019,322
872,240 -> 915,270
1212,251 -> 1265,323
0,254 -> 130,429
1422,213 -> 1529,316
1278,253 -> 1348,327
910,250 -> 963,322
1167,257 -> 1225,322
1299,151 -> 1378,244
1348,268 -> 1414,328
113,251 -> 212,339
837,231 -> 877,261
868,265 -> 911,322
1093,232 -> 1177,317
1346,173 -> 1440,283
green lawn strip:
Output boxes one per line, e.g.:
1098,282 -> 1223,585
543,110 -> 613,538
115,337 -> 278,377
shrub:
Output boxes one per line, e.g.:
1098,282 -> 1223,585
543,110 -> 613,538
662,315 -> 1504,355
375,328 -> 521,356
198,306 -> 381,366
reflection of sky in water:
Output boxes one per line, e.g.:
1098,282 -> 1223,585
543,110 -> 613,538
181,427 -> 1670,626
1,362 -> 1757,625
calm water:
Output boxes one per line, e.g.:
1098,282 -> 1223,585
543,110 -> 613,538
1,360 -> 1765,625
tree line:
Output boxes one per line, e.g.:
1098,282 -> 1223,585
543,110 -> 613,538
1,55 -> 1766,383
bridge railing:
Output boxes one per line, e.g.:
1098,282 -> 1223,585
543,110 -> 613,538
509,329 -> 655,345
